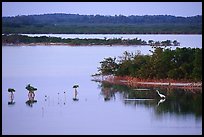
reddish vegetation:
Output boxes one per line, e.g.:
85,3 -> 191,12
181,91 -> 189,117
100,75 -> 202,91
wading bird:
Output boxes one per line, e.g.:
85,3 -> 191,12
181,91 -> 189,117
8,88 -> 15,105
73,85 -> 79,101
25,84 -> 37,100
8,88 -> 15,99
156,90 -> 166,98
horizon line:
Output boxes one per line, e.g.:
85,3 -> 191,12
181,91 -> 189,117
2,13 -> 202,18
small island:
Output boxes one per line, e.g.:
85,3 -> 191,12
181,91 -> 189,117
92,47 -> 202,90
2,34 -> 180,46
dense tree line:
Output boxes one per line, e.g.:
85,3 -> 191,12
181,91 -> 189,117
2,34 -> 180,46
2,14 -> 202,34
97,47 -> 202,81
3,13 -> 201,25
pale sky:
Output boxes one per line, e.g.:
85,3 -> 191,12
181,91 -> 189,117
2,2 -> 202,17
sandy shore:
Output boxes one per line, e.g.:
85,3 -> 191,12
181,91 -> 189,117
2,42 -> 82,46
2,42 -> 147,46
92,75 -> 202,90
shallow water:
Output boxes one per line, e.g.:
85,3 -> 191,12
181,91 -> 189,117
2,35 -> 202,135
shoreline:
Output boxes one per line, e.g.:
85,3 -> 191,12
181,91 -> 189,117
92,75 -> 202,91
2,34 -> 181,47
2,42 -> 83,46
2,42 -> 151,46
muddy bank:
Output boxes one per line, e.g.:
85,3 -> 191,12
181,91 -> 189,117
92,75 -> 202,91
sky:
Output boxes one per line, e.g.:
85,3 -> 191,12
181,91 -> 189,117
2,2 -> 202,17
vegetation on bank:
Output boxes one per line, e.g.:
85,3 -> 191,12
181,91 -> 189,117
2,34 -> 180,46
2,14 -> 202,34
3,24 -> 201,34
96,47 -> 202,81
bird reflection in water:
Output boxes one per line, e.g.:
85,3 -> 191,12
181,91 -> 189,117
25,84 -> 37,107
73,85 -> 79,101
63,91 -> 67,105
26,92 -> 37,107
157,98 -> 166,107
8,94 -> 15,105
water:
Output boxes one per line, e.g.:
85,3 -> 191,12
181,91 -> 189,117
2,34 -> 202,135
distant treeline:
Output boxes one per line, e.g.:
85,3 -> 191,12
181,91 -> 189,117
97,47 -> 202,81
2,13 -> 202,34
2,34 -> 180,46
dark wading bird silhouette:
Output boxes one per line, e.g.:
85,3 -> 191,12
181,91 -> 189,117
73,85 -> 79,101
25,84 -> 37,107
8,88 -> 15,105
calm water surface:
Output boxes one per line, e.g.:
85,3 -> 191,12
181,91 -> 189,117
2,35 -> 202,135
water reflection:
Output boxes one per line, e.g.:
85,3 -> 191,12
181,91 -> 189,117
8,94 -> 15,105
157,98 -> 166,107
57,92 -> 60,104
25,84 -> 38,107
63,91 -> 67,105
25,92 -> 37,107
124,99 -> 156,108
96,81 -> 202,118
101,85 -> 116,101
56,92 -> 67,105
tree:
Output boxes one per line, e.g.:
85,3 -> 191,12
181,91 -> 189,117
148,40 -> 154,46
173,40 -> 180,46
25,84 -> 37,107
97,47 -> 202,81
98,57 -> 118,75
191,48 -> 202,81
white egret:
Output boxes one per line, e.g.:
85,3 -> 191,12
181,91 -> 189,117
156,90 -> 166,98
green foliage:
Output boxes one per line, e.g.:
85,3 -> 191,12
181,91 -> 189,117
2,14 -> 202,34
98,57 -> 118,75
3,34 -> 175,46
98,47 -> 202,81
192,48 -> 202,80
